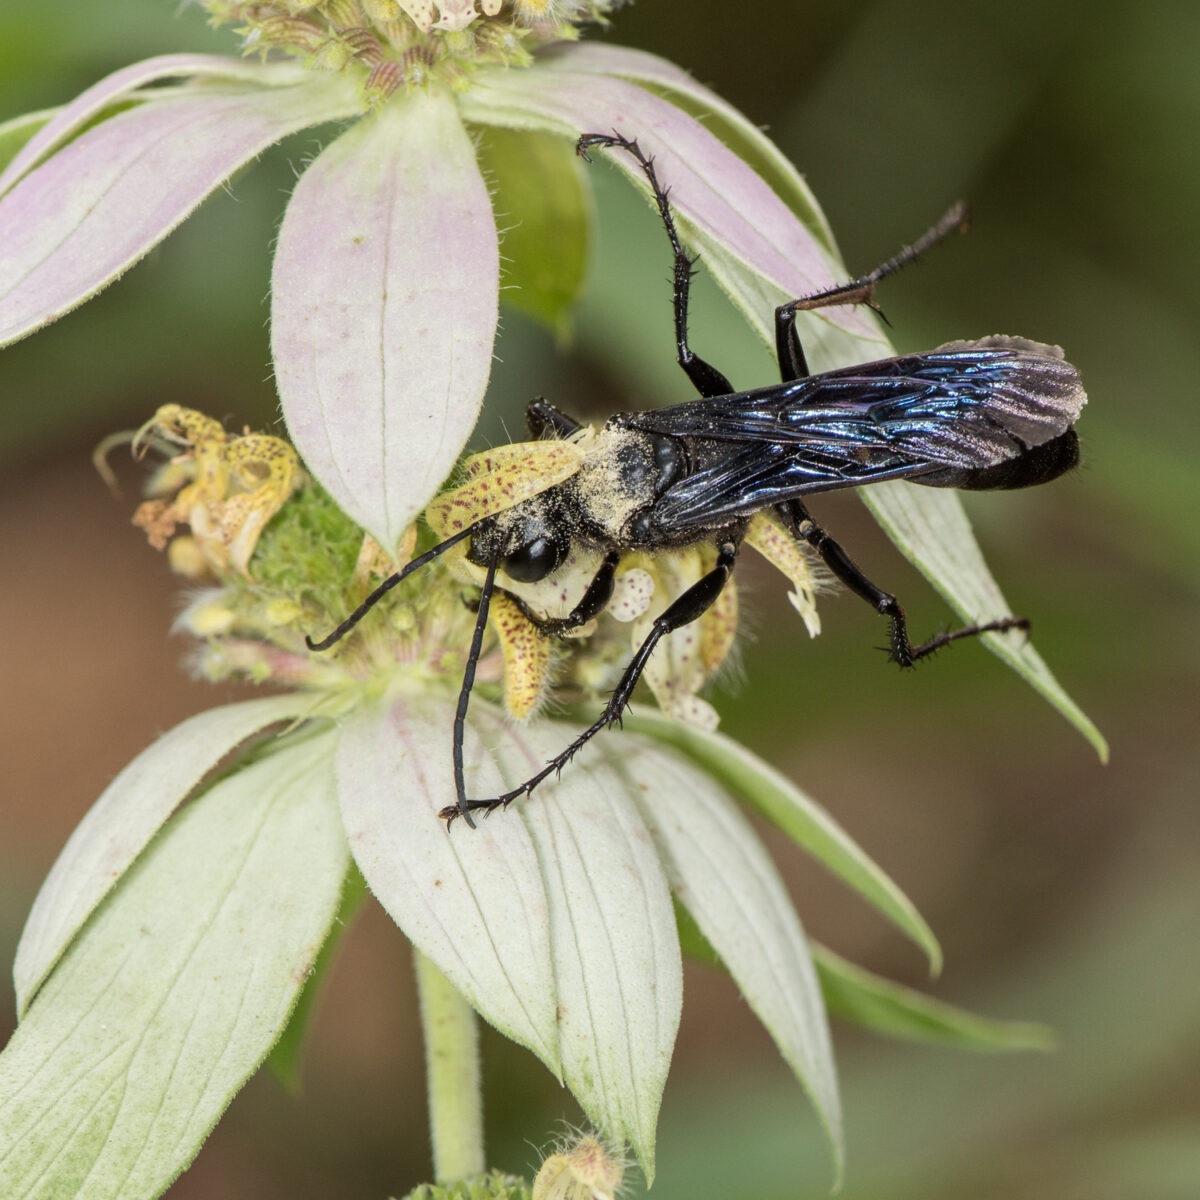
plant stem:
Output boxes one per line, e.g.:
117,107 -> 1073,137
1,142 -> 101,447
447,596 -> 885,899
414,950 -> 485,1182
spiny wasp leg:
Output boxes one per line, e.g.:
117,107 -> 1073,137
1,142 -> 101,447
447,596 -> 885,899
440,539 -> 741,824
577,133 -> 969,395
506,550 -> 621,638
450,555 -> 500,827
577,132 -> 735,400
779,500 -> 1028,667
775,202 -> 970,383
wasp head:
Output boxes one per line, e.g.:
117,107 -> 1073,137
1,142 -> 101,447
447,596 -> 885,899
466,492 -> 573,582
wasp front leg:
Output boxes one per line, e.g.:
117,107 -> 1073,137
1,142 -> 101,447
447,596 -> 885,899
441,538 -> 741,823
526,398 -> 584,440
504,550 -> 621,638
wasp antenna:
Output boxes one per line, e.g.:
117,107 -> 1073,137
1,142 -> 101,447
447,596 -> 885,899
305,524 -> 475,652
450,552 -> 499,828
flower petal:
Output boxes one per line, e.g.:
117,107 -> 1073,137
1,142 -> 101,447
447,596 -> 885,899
863,481 -> 1108,759
0,732 -> 347,1200
344,697 -> 681,1175
626,710 -> 943,974
14,693 -> 315,1016
0,54 -> 306,196
0,72 -> 362,348
334,697 -> 560,1072
0,108 -> 56,181
461,65 -> 886,372
482,712 -> 681,1180
625,742 -> 842,1180
535,43 -> 837,252
273,88 -> 499,554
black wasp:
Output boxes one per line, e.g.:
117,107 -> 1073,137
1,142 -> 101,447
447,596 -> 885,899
309,132 -> 1086,827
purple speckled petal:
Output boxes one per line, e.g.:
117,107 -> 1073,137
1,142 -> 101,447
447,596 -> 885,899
0,73 -> 362,348
272,89 -> 498,553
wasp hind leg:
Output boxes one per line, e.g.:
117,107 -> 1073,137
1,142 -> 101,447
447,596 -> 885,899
774,203 -> 970,382
779,500 -> 1029,667
577,132 -> 736,400
441,539 -> 740,824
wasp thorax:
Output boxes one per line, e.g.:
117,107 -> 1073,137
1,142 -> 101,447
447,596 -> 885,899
572,425 -> 667,544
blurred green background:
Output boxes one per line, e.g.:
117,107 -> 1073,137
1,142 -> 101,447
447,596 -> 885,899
1,1 -> 1197,1197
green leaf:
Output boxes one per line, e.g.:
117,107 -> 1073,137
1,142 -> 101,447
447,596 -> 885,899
674,900 -> 722,968
473,125 -> 591,336
0,731 -> 348,1200
266,861 -> 370,1091
625,710 -> 942,974
863,481 -> 1108,761
813,943 -> 1056,1052
677,913 -> 1051,1054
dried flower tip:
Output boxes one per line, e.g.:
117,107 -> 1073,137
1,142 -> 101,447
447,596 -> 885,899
124,407 -> 302,579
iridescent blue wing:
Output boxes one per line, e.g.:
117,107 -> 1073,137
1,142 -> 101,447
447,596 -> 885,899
623,337 -> 1086,532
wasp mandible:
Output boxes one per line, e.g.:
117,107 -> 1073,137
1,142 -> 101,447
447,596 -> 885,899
309,132 -> 1086,826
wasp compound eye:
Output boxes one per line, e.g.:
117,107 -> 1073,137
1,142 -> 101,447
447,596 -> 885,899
502,536 -> 566,583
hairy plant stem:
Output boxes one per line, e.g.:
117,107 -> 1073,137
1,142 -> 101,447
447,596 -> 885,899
415,950 -> 485,1183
